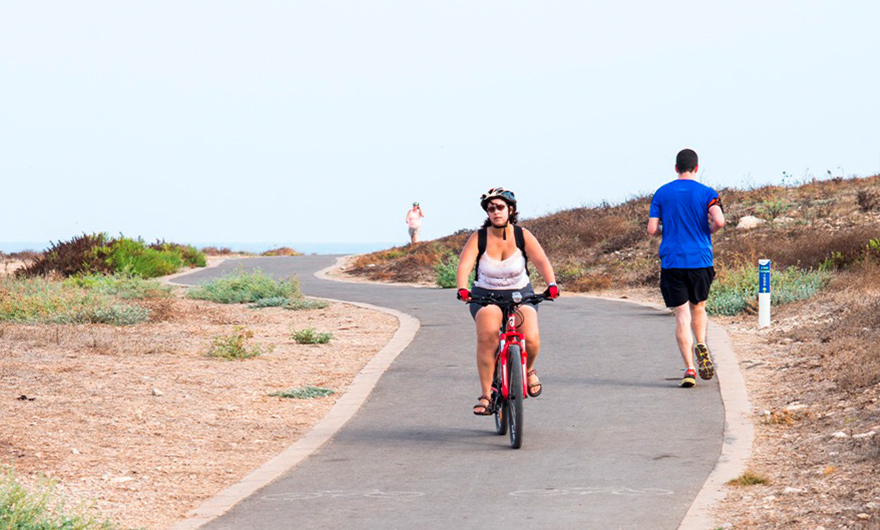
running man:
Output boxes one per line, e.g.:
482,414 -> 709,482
406,202 -> 424,244
647,149 -> 726,387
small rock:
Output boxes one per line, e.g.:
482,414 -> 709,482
152,388 -> 163,397
786,403 -> 808,411
763,495 -> 777,502
853,431 -> 876,440
783,487 -> 803,494
831,431 -> 848,438
737,215 -> 765,230
71,448 -> 80,455
773,216 -> 796,224
857,513 -> 871,520
866,501 -> 880,510
110,476 -> 135,484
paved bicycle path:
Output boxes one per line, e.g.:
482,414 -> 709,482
171,255 -> 728,530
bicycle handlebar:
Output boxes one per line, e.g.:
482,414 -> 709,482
464,292 -> 553,307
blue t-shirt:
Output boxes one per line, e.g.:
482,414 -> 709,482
649,179 -> 719,269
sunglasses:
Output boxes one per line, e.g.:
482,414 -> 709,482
486,203 -> 508,213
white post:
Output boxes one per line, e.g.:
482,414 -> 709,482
758,259 -> 771,328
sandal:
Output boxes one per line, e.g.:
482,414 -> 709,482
527,369 -> 543,397
473,395 -> 493,416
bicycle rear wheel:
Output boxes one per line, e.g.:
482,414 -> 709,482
493,362 -> 507,436
506,344 -> 524,449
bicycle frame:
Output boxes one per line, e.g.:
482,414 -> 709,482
496,309 -> 527,400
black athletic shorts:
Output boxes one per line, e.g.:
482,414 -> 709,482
659,267 -> 715,308
468,284 -> 539,320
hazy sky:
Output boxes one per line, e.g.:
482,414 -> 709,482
2,1 -> 879,248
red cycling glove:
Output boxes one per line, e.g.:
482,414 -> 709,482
457,288 -> 471,301
544,283 -> 559,299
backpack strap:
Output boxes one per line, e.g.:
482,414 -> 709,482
514,225 -> 530,277
474,227 -> 487,283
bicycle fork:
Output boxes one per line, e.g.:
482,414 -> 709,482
496,332 -> 527,399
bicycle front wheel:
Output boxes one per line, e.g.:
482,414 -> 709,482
506,344 -> 524,449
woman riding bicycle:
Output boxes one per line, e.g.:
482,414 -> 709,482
456,187 -> 558,416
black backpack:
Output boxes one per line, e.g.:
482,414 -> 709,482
474,225 -> 529,283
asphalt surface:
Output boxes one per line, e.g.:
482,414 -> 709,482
172,255 -> 724,530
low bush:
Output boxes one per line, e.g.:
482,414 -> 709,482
187,269 -> 301,304
292,328 -> 333,344
205,327 -> 273,360
18,233 -> 114,277
0,276 -> 150,325
727,470 -> 770,486
261,247 -> 301,256
434,252 -> 472,288
149,240 -> 207,268
707,265 -> 830,316
269,386 -> 335,399
17,233 -> 206,278
0,468 -> 128,530
286,298 -> 329,311
200,246 -> 234,256
64,273 -> 171,300
249,296 -> 292,309
857,188 -> 880,212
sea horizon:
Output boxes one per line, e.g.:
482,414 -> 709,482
0,241 -> 400,255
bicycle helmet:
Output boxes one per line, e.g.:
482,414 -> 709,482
480,187 -> 517,212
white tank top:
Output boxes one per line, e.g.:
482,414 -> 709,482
474,248 -> 530,290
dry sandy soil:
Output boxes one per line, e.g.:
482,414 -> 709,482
0,262 -> 397,530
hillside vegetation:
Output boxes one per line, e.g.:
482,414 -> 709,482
349,174 -> 880,390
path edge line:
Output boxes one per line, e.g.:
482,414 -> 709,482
168,265 -> 420,530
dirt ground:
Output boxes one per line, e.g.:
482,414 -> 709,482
0,263 -> 397,530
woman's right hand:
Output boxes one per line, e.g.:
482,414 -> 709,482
457,288 -> 471,301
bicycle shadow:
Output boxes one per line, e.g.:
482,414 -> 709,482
337,424 -> 522,450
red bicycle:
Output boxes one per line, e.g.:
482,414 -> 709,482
467,291 -> 552,449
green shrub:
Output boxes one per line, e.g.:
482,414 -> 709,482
205,327 -> 273,360
100,237 -> 182,278
434,252 -> 472,288
249,296 -> 292,309
17,233 -> 206,278
292,328 -> 333,344
187,269 -> 301,304
64,273 -> 171,300
269,386 -> 335,399
0,467 -> 128,530
285,298 -> 329,311
0,276 -> 150,325
707,265 -> 830,316
149,241 -> 207,268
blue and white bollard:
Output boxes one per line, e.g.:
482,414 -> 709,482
758,259 -> 771,328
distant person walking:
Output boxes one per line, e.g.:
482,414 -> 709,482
406,202 -> 424,244
647,149 -> 726,387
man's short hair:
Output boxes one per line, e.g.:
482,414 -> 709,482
676,149 -> 699,173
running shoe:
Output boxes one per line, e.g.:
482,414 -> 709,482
694,343 -> 715,380
681,368 -> 696,388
